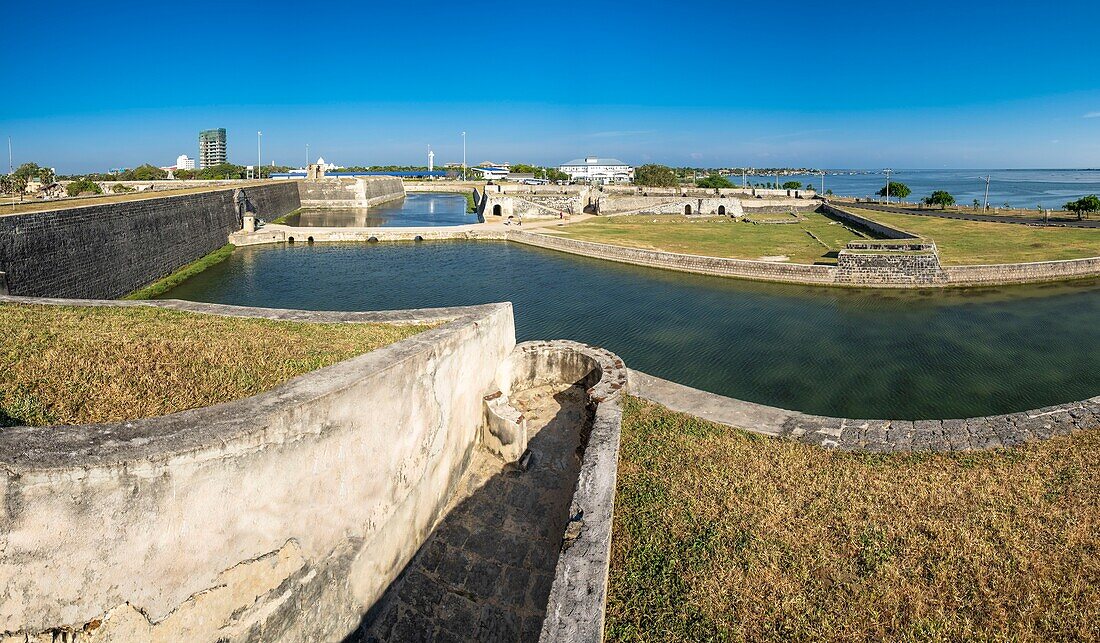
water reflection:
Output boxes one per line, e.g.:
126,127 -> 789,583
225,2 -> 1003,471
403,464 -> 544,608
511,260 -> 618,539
159,241 -> 1100,420
285,192 -> 475,227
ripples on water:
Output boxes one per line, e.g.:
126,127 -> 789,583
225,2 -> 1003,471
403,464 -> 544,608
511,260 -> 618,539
159,241 -> 1100,420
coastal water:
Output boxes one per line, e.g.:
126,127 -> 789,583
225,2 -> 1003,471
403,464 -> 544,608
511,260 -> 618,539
285,192 -> 476,227
159,241 -> 1100,420
745,169 -> 1100,209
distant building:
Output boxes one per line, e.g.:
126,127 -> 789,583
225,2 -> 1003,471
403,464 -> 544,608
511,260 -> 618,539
314,157 -> 339,172
470,166 -> 509,181
176,154 -> 196,170
199,128 -> 227,168
558,157 -> 634,184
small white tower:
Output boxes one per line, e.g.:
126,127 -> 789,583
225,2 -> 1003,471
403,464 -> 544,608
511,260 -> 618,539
428,147 -> 435,172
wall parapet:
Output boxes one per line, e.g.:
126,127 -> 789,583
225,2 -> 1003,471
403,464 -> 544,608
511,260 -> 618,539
0,296 -> 516,642
508,230 -> 837,284
630,369 -> 1100,453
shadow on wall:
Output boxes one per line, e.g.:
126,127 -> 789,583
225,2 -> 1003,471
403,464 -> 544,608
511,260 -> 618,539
344,385 -> 594,642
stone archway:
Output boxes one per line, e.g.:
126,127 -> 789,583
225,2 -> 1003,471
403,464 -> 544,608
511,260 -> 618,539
493,204 -> 502,217
684,204 -> 692,215
718,205 -> 726,215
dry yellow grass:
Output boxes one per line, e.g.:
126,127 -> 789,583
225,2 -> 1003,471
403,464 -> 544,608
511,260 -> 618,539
607,396 -> 1100,642
0,180 -> 275,216
0,304 -> 430,426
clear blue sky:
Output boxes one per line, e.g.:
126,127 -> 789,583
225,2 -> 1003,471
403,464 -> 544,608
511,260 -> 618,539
4,0 -> 1100,172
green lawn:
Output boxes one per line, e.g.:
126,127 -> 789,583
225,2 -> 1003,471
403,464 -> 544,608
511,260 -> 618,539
607,396 -> 1100,642
848,208 -> 1100,265
553,213 -> 867,264
0,304 -> 430,427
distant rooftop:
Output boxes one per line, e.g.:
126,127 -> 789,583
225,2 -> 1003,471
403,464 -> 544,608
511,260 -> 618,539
561,157 -> 631,167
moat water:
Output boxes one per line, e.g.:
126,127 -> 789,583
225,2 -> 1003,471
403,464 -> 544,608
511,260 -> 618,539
159,241 -> 1100,420
284,192 -> 476,227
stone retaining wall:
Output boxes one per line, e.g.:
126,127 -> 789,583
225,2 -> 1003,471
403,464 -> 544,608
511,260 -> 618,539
821,202 -> 916,239
508,230 -> 837,284
630,370 -> 1100,452
0,296 -> 516,642
298,176 -> 405,209
835,250 -> 947,285
0,182 -> 300,299
943,256 -> 1100,285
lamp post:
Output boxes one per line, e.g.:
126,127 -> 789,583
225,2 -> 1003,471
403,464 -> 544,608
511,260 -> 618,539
820,170 -> 825,194
883,168 -> 892,204
305,143 -> 309,170
461,131 -> 466,181
257,131 -> 262,180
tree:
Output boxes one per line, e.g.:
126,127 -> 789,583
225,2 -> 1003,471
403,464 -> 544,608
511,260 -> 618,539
66,178 -> 103,197
923,190 -> 955,209
781,181 -> 803,190
697,174 -> 733,189
634,164 -> 678,187
1064,195 -> 1100,220
130,164 -> 168,181
545,168 -> 570,183
876,181 -> 911,200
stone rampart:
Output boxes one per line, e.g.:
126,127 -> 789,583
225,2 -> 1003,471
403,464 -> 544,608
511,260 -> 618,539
298,176 -> 405,208
821,202 -> 917,239
0,182 -> 300,298
835,250 -> 947,285
942,257 -> 1100,285
630,369 -> 1100,452
0,297 -> 516,642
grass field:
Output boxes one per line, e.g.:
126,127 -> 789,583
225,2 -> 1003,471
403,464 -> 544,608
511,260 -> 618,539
554,213 -> 867,264
848,208 -> 1100,264
0,304 -> 430,427
607,397 -> 1100,642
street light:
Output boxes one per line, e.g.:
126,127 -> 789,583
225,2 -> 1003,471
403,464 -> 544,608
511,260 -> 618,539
257,131 -> 262,180
462,131 -> 466,182
883,168 -> 892,204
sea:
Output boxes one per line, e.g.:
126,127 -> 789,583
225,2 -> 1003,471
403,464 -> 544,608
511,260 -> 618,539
737,169 -> 1100,209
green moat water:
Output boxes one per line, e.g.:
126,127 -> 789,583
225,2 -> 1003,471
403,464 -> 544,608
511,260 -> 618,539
159,241 -> 1100,420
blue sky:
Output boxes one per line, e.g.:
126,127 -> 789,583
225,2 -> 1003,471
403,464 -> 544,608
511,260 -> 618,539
3,0 -> 1100,172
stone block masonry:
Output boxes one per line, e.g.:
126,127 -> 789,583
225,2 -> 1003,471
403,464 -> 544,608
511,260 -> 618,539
0,182 -> 300,299
298,176 -> 405,208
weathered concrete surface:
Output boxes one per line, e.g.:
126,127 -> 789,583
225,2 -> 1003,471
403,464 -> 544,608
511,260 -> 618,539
358,384 -> 589,642
0,182 -> 300,298
0,297 -> 516,642
298,177 -> 405,209
630,369 -> 1100,452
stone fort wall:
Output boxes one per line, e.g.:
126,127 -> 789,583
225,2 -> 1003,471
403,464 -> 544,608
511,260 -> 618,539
0,298 -> 516,642
298,176 -> 405,209
0,182 -> 300,299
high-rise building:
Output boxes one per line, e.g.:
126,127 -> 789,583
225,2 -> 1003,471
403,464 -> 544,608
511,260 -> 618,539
198,128 -> 227,168
176,154 -> 196,170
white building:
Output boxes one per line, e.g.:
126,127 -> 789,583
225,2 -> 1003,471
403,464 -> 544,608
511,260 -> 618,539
315,157 -> 339,172
176,155 -> 196,170
470,166 -> 509,181
558,156 -> 634,184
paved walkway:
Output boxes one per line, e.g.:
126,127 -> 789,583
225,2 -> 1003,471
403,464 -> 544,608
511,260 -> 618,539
843,201 -> 1100,228
351,384 -> 589,642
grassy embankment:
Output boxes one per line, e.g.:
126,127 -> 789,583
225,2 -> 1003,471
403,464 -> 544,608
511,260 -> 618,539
848,208 -> 1100,265
124,244 -> 236,299
553,213 -> 865,264
607,396 -> 1100,642
0,304 -> 431,427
